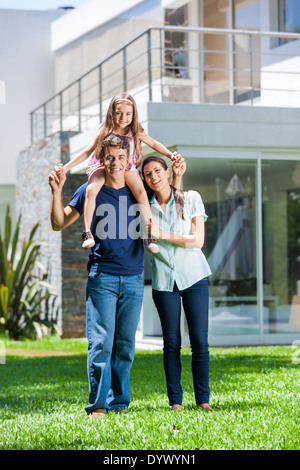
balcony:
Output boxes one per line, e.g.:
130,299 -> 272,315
31,26 -> 300,144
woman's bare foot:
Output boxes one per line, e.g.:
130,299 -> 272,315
171,404 -> 182,411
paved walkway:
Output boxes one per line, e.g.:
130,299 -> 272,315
135,336 -> 163,351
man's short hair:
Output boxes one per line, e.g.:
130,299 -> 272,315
100,134 -> 130,162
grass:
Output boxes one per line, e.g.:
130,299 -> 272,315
0,337 -> 299,450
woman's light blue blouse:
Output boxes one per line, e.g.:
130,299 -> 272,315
150,189 -> 212,292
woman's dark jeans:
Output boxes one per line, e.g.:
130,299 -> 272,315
152,279 -> 210,406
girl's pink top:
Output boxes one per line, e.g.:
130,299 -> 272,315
86,129 -> 140,176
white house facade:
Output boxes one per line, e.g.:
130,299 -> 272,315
8,0 -> 300,346
0,7 -> 66,227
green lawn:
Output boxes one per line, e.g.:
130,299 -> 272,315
0,338 -> 299,450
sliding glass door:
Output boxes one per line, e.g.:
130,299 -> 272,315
184,156 -> 259,337
261,159 -> 300,335
183,155 -> 300,343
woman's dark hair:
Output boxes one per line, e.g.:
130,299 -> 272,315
142,155 -> 185,220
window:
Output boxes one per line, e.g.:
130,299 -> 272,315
164,5 -> 188,78
234,0 -> 261,30
201,0 -> 261,104
262,160 -> 300,334
184,157 -> 259,336
182,156 -> 300,339
278,0 -> 300,44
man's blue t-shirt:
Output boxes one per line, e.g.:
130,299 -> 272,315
69,183 -> 144,276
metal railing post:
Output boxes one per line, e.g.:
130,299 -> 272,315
147,30 -> 152,101
43,103 -> 47,139
228,32 -> 235,105
99,64 -> 102,123
123,47 -> 127,92
159,28 -> 164,101
59,92 -> 63,132
78,79 -> 82,132
249,33 -> 254,105
30,112 -> 34,144
256,157 -> 264,339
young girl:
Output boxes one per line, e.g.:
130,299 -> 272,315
61,92 -> 181,251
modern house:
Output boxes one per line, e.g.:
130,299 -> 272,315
0,7 -> 66,227
8,0 -> 300,346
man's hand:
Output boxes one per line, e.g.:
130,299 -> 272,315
48,164 -> 66,191
172,156 -> 186,178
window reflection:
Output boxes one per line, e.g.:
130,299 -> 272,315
183,157 -> 300,337
184,158 -> 258,336
234,0 -> 261,30
262,160 -> 300,333
203,0 -> 231,103
164,5 -> 188,78
278,0 -> 300,34
202,0 -> 262,104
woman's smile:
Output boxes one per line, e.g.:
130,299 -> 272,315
144,165 -> 171,195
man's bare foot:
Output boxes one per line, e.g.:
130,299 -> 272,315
198,403 -> 213,412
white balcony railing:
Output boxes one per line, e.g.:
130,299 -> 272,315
30,26 -> 300,143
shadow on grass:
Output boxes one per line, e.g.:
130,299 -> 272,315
0,354 -> 88,414
0,348 -> 294,415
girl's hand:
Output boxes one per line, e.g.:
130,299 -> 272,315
55,163 -> 66,177
172,157 -> 186,177
171,151 -> 182,163
48,164 -> 66,191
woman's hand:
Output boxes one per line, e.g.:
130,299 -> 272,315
148,218 -> 161,239
149,215 -> 203,248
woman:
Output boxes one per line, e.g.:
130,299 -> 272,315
142,156 -> 212,412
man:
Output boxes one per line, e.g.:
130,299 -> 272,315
49,133 -> 184,416
49,134 -> 144,416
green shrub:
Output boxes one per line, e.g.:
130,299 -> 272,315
0,205 -> 59,339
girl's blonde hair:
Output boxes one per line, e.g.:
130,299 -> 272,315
94,92 -> 143,166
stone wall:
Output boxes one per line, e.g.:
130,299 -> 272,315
61,167 -> 87,337
16,131 -> 88,337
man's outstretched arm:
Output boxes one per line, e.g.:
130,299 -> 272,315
49,165 -> 80,231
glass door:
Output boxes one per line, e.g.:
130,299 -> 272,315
183,157 -> 259,336
261,159 -> 300,335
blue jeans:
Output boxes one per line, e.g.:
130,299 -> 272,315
152,279 -> 210,406
85,272 -> 144,414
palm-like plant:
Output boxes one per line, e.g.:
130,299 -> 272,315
0,206 -> 59,339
